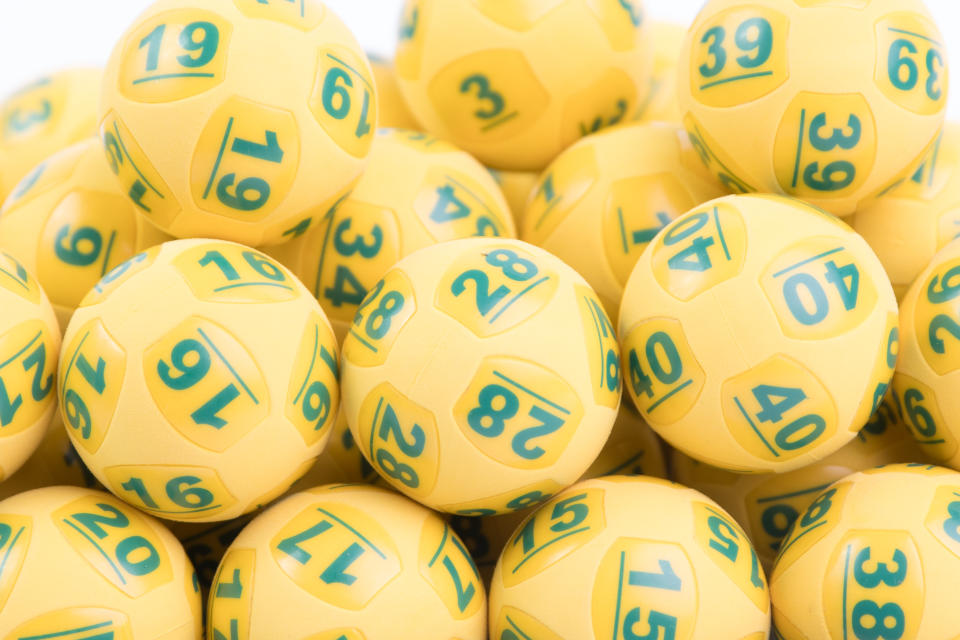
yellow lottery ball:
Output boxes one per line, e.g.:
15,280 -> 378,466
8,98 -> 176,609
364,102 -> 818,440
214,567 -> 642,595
619,194 -> 898,472
0,139 -> 172,330
0,253 -> 59,481
893,237 -> 960,467
677,0 -> 948,215
489,476 -> 770,638
673,397 -> 922,571
370,55 -> 420,130
59,238 -> 340,522
489,169 -> 538,229
771,464 -> 960,638
268,128 -> 515,341
208,484 -> 486,639
394,0 -> 654,171
635,21 -> 685,123
100,0 -> 377,246
850,123 -> 960,300
0,68 -> 101,202
522,122 -> 725,316
341,238 -> 620,514
0,486 -> 201,638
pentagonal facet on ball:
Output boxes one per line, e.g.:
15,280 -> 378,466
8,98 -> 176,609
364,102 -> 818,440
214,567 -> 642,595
0,139 -> 172,330
0,68 -> 102,202
619,194 -> 898,472
59,238 -> 340,522
0,253 -> 60,481
771,464 -> 960,638
0,486 -> 201,638
100,0 -> 377,245
489,476 -> 771,638
522,122 -> 725,317
207,484 -> 486,639
394,0 -> 654,171
677,0 -> 949,214
341,238 -> 620,514
268,128 -> 515,341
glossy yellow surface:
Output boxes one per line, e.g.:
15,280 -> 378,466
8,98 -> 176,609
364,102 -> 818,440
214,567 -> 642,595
341,238 -> 619,514
771,464 -> 960,639
100,0 -> 376,245
0,486 -> 200,638
677,0 -> 948,215
207,484 -> 486,639
489,476 -> 770,639
0,139 -> 172,330
394,0 -> 653,171
619,194 -> 898,472
59,239 -> 339,522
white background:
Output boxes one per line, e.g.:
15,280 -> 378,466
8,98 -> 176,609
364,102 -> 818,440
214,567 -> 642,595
0,1 -> 958,117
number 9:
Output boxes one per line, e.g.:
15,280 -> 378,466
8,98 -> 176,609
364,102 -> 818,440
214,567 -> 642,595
802,160 -> 855,192
55,225 -> 103,267
64,389 -> 93,439
217,174 -> 271,211
927,265 -> 960,304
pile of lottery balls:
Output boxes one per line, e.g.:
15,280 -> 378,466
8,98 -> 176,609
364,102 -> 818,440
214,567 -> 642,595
0,0 -> 958,637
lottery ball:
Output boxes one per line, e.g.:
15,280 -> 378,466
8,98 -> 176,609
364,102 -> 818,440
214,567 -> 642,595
0,416 -> 100,502
207,484 -> 486,639
0,139 -> 172,330
268,128 -> 515,341
394,0 -> 654,171
850,123 -> 960,300
635,21 -> 685,123
489,169 -> 538,229
58,238 -> 340,522
619,194 -> 898,473
771,464 -> 960,638
489,476 -> 770,639
341,237 -> 620,514
676,0 -> 948,215
522,122 -> 724,317
0,68 -> 102,202
673,396 -> 922,571
370,55 -> 420,130
893,237 -> 960,468
0,252 -> 59,481
100,0 -> 377,246
0,486 -> 201,638
291,412 -> 380,488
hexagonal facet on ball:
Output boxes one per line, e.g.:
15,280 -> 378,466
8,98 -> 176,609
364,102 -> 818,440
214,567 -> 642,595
268,128 -> 515,342
894,237 -> 960,467
0,68 -> 102,202
522,122 -> 725,317
341,238 -> 620,515
58,238 -> 340,522
619,194 -> 898,472
850,123 -> 960,301
489,476 -> 771,638
771,464 -> 960,638
0,139 -> 173,330
677,0 -> 948,215
0,486 -> 201,638
207,484 -> 486,639
0,253 -> 60,481
99,0 -> 377,245
673,396 -> 923,570
394,0 -> 654,171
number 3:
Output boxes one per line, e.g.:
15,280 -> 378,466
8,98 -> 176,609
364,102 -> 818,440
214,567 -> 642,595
460,74 -> 505,119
